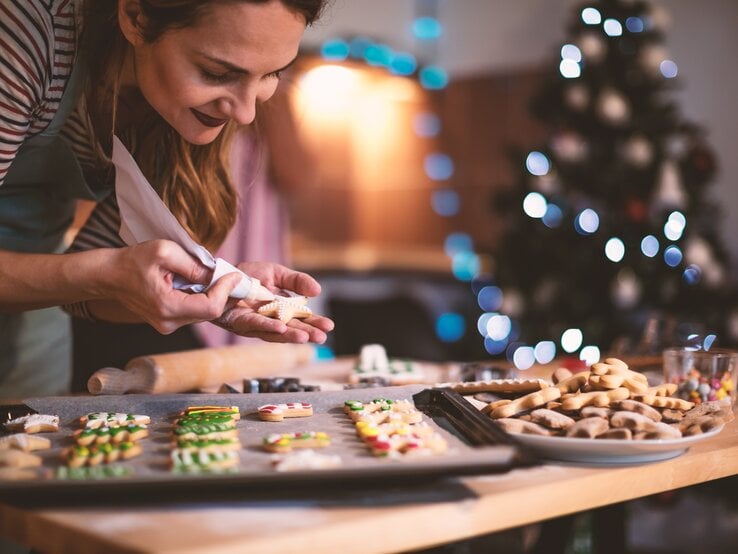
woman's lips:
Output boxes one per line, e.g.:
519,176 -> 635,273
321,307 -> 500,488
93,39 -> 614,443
191,108 -> 228,128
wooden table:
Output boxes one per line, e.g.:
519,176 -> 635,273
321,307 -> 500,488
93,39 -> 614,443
1,356 -> 737,554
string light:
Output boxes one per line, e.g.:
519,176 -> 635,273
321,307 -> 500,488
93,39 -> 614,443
561,328 -> 583,352
641,235 -> 660,257
581,7 -> 602,25
603,18 -> 623,37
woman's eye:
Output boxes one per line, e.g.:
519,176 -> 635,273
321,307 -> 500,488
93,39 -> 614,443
265,70 -> 283,80
200,69 -> 234,84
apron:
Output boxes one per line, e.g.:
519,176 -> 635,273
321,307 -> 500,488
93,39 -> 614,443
0,42 -> 111,397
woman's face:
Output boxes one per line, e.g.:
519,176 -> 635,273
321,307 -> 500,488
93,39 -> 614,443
120,0 -> 306,144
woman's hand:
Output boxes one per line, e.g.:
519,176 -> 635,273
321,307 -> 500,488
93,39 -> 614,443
213,261 -> 334,344
99,240 -> 242,334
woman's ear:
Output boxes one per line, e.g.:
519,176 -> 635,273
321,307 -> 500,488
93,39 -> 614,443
118,0 -> 146,46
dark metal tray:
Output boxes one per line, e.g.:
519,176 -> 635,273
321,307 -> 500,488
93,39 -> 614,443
0,385 -> 526,500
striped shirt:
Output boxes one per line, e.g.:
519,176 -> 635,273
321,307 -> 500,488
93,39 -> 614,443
1,0 -> 124,318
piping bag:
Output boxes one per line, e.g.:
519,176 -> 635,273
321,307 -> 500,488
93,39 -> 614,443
112,136 -> 274,302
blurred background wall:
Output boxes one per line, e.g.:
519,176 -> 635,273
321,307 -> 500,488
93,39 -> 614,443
299,0 -> 738,273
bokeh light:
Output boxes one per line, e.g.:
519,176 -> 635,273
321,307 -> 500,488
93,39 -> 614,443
579,345 -> 601,365
625,17 -> 645,33
526,151 -> 551,176
419,65 -> 449,89
523,192 -> 548,218
364,43 -> 393,67
641,235 -> 660,257
575,208 -> 600,234
603,18 -> 623,36
477,286 -> 503,312
664,245 -> 683,267
664,211 -> 686,241
512,346 -> 536,370
581,7 -> 602,25
561,44 -> 583,62
425,153 -> 454,180
321,39 -> 349,61
704,334 -> 717,350
486,314 -> 512,341
390,53 -> 417,76
477,312 -> 493,336
432,189 -> 460,216
435,312 -> 465,342
534,341 -> 557,364
452,251 -> 480,281
412,16 -> 443,40
484,336 -> 508,355
444,232 -> 472,257
683,265 -> 701,285
605,237 -> 625,262
660,60 -> 678,78
542,203 -> 563,228
561,328 -> 583,353
560,59 -> 582,79
413,112 -> 441,137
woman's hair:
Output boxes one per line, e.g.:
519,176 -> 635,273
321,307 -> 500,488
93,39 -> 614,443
81,0 -> 325,251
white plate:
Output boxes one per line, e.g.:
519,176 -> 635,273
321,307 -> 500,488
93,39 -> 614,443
513,425 -> 724,465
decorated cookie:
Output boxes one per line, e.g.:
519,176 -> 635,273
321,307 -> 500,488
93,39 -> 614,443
5,414 -> 59,434
170,448 -> 239,472
0,449 -> 42,469
181,406 -> 240,420
0,433 -> 51,452
257,402 -> 313,422
64,441 -> 142,468
74,424 -> 149,446
262,431 -> 331,453
271,449 -> 343,472
257,295 -> 312,322
174,438 -> 242,452
80,412 -> 150,429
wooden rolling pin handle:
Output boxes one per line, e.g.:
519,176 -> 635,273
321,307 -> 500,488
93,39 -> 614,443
87,365 -> 158,395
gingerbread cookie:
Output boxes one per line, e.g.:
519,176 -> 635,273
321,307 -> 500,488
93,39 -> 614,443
588,359 -> 648,394
490,387 -> 562,419
597,428 -> 633,440
560,387 -> 630,411
611,400 -> 662,422
551,367 -> 573,385
5,414 -> 59,434
257,402 -> 313,422
494,418 -> 551,436
436,378 -> 550,395
555,372 -> 590,394
631,394 -> 694,411
566,417 -> 610,438
529,409 -> 576,430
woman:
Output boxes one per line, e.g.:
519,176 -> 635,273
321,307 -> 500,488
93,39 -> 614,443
0,0 -> 332,396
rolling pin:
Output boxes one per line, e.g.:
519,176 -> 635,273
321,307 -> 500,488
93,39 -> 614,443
87,343 -> 315,395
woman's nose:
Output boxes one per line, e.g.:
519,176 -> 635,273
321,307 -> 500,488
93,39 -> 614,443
229,90 -> 257,126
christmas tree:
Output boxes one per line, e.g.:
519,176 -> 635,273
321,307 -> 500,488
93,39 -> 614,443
488,0 -> 733,364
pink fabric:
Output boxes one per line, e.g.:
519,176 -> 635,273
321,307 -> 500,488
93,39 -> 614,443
195,131 -> 291,347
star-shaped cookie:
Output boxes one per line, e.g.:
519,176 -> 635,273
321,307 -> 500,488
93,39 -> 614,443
257,295 -> 313,322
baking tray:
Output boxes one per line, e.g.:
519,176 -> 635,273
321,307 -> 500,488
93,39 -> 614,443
0,386 -> 523,500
